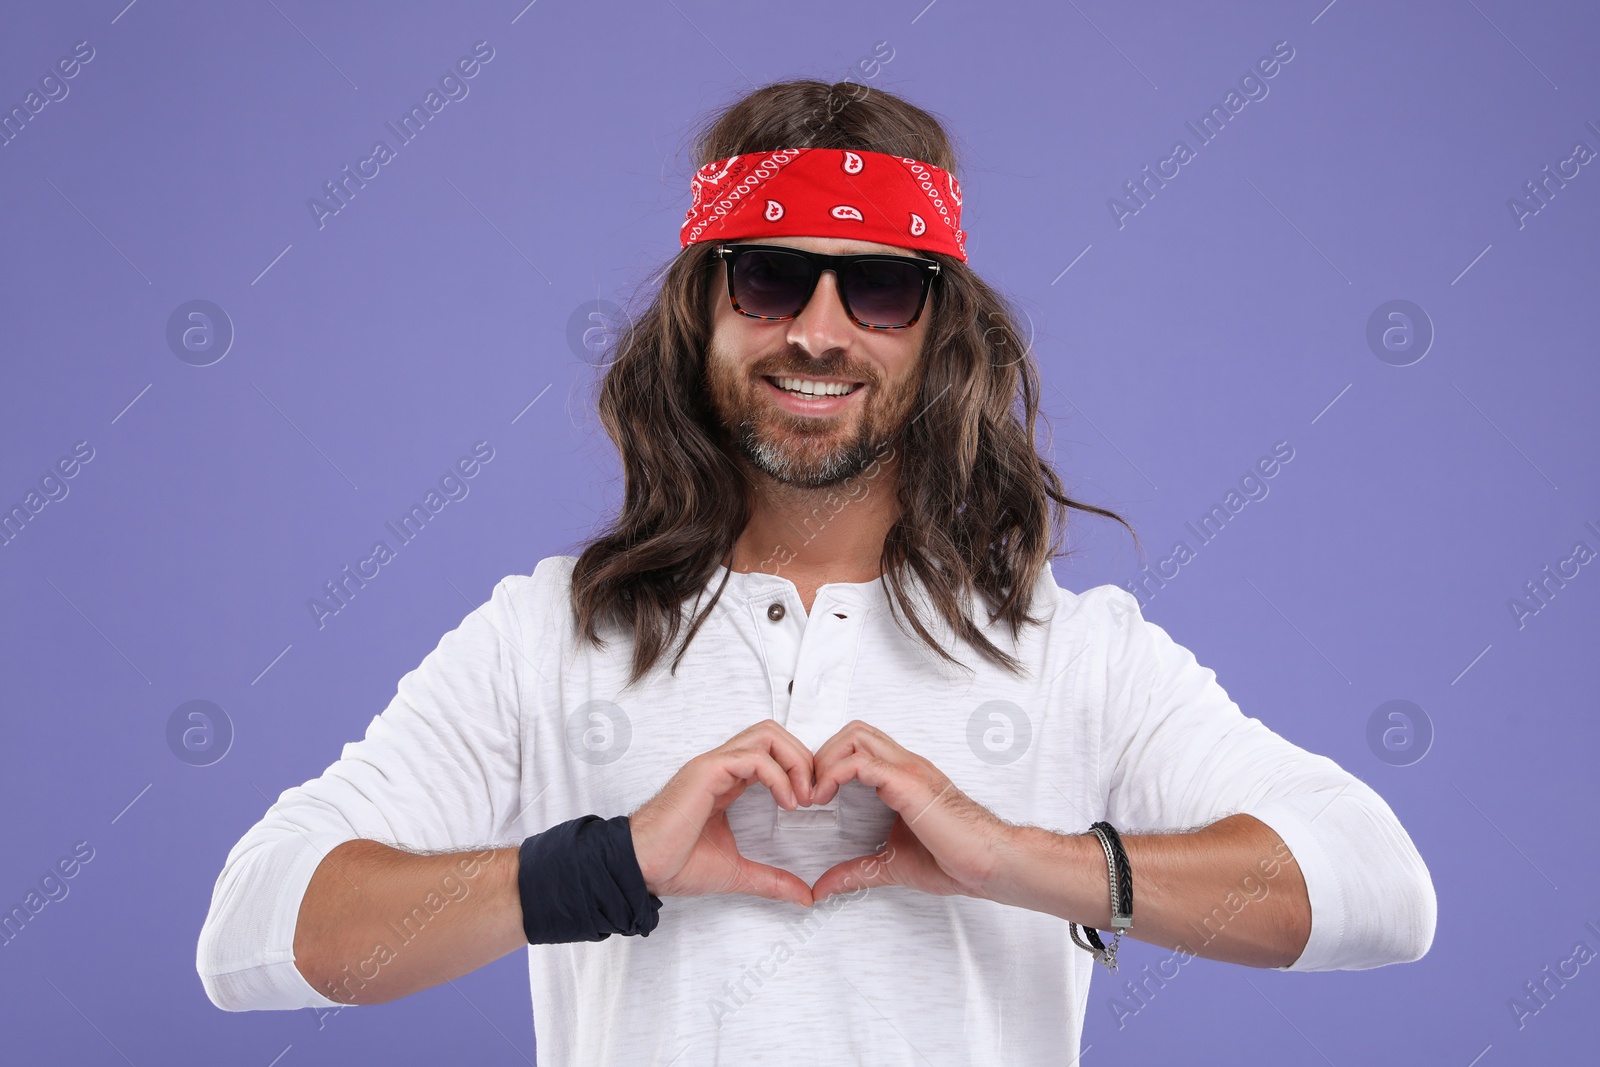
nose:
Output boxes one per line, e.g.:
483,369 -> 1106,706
785,269 -> 858,356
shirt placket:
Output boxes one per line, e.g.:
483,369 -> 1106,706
751,584 -> 867,830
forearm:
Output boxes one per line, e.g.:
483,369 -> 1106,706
995,813 -> 1311,968
292,839 -> 526,1005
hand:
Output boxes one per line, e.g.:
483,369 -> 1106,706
627,720 -> 817,908
808,720 -> 1014,905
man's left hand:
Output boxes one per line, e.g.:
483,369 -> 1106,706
807,720 -> 1014,905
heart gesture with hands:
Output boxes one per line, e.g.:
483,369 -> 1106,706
626,719 -> 819,908
806,719 -> 1012,904
628,718 -> 1015,910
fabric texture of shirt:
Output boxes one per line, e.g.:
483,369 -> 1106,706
196,555 -> 1436,1065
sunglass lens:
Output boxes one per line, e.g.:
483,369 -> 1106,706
842,258 -> 926,327
731,249 -> 812,318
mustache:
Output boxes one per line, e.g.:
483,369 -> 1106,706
752,350 -> 874,384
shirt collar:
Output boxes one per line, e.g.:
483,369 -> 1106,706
704,560 -> 1060,629
706,562 -> 885,612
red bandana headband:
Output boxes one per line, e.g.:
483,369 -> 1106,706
679,147 -> 968,261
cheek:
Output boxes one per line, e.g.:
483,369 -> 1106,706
878,335 -> 924,383
706,318 -> 750,379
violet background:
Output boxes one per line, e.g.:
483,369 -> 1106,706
1,0 -> 1597,1063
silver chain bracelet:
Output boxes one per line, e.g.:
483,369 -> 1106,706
1068,821 -> 1133,972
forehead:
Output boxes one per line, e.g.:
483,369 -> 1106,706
757,235 -> 922,258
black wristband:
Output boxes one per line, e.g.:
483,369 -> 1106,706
516,814 -> 663,944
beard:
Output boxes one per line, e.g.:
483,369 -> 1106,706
705,341 -> 919,491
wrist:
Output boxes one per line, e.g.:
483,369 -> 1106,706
517,815 -> 661,945
987,823 -> 1048,912
626,814 -> 659,896
993,825 -> 1107,923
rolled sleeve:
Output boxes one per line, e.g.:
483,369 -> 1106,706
197,829 -> 357,1011
196,571 -> 546,1011
1092,587 -> 1436,971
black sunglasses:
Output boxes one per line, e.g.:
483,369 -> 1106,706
712,243 -> 940,330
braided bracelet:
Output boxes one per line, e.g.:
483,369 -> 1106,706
1068,820 -> 1133,972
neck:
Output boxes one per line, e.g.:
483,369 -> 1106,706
727,448 -> 902,584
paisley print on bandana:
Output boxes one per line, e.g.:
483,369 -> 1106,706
680,147 -> 968,260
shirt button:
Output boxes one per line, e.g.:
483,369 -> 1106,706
787,679 -> 794,694
767,602 -> 785,622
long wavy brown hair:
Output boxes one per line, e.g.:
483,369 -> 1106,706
568,78 -> 1136,689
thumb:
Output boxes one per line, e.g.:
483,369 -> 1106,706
810,850 -> 896,904
732,857 -> 816,908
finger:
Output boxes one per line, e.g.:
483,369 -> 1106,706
710,749 -> 802,809
654,752 -> 760,837
814,750 -> 923,811
724,721 -> 816,806
813,722 -> 912,805
753,723 -> 818,806
810,850 -> 897,903
811,719 -> 874,774
812,747 -> 894,807
810,731 -> 872,807
814,718 -> 903,766
732,858 -> 816,908
809,749 -> 855,807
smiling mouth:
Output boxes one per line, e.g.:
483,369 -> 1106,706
762,375 -> 865,399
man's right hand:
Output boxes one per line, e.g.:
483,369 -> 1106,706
628,720 -> 816,908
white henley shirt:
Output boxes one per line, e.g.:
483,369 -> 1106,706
196,554 -> 1436,1065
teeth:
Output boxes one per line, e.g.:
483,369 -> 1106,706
772,376 -> 859,397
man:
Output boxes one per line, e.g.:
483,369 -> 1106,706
197,79 -> 1436,1064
